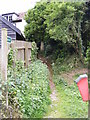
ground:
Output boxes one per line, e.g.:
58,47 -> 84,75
61,68 -> 88,85
38,54 -> 88,118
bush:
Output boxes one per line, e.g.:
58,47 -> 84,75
8,60 -> 51,118
45,44 -> 52,56
8,48 -> 14,67
31,42 -> 38,62
85,46 -> 90,64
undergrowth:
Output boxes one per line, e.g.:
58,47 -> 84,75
8,60 -> 51,118
52,55 -> 88,118
52,54 -> 86,75
54,79 -> 88,118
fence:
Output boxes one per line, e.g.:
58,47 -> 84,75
10,41 -> 32,67
0,28 -> 32,110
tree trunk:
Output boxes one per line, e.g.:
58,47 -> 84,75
40,41 -> 44,51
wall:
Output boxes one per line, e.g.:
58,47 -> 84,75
0,19 -> 16,41
1,21 -> 16,40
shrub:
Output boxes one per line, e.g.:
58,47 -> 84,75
31,42 -> 38,62
45,44 -> 52,56
85,46 -> 90,64
8,60 -> 51,118
8,48 -> 14,67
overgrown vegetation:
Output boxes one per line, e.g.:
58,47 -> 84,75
51,56 -> 88,118
52,55 -> 81,74
0,41 -> 51,118
31,42 -> 38,62
1,0 -> 90,118
45,81 -> 88,118
23,1 -> 89,118
85,43 -> 90,64
24,1 -> 89,63
8,60 -> 51,118
54,80 -> 88,118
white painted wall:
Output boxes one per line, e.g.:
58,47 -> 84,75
16,19 -> 26,36
13,14 -> 18,20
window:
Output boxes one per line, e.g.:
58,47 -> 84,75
9,16 -> 12,22
5,16 -> 8,20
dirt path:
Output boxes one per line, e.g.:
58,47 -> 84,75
38,55 -> 54,90
38,55 -> 59,118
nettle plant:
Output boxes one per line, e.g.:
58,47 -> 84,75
8,59 -> 51,118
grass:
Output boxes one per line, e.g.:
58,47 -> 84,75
44,78 -> 88,118
73,73 -> 82,79
56,82 -> 88,118
44,54 -> 88,118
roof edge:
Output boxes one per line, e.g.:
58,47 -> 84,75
2,12 -> 19,16
0,16 -> 21,35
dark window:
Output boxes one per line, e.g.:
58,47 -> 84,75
9,16 -> 12,22
0,39 -> 1,48
5,16 -> 8,20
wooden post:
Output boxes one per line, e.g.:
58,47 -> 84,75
1,28 -> 8,108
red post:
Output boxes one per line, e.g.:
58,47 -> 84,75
75,74 -> 88,102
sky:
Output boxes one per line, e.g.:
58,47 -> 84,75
0,0 -> 41,14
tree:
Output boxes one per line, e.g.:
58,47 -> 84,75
24,1 -> 86,57
24,3 -> 49,42
44,2 -> 85,57
82,1 -> 90,55
24,2 -> 52,50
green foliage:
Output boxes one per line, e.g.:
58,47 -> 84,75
24,2 -> 86,56
56,82 -> 88,118
85,44 -> 90,64
82,2 -> 90,55
8,60 -> 51,118
8,48 -> 14,67
0,72 -> 20,118
52,68 -> 88,118
24,2 -> 49,42
45,44 -> 52,56
51,51 -> 88,118
52,54 -> 81,75
24,1 -> 90,63
31,42 -> 38,62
